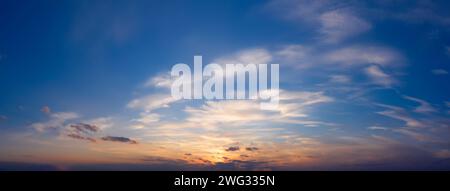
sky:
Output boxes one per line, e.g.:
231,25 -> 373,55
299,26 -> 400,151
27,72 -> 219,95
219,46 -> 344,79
0,0 -> 450,170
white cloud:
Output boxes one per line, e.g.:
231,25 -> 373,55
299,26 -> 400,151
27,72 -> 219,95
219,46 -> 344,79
214,48 -> 272,65
329,75 -> 351,83
144,72 -> 173,89
431,69 -> 448,75
393,129 -> 431,142
131,113 -> 160,129
266,0 -> 333,22
402,95 -> 436,114
127,93 -> 180,112
364,65 -> 396,87
319,10 -> 371,43
275,45 -> 309,62
325,46 -> 402,67
86,117 -> 114,130
376,104 -> 425,128
368,126 -> 387,130
31,112 -> 79,132
266,0 -> 371,43
183,90 -> 333,128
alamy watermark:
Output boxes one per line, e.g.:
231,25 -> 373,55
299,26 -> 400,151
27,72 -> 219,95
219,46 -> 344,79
171,56 -> 279,109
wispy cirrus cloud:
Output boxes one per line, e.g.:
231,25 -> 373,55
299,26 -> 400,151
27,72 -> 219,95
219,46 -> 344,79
31,112 -> 79,132
431,69 -> 448,75
376,103 -> 425,128
318,9 -> 371,43
364,65 -> 396,87
372,96 -> 450,144
127,93 -> 180,112
328,75 -> 351,84
324,46 -> 402,67
266,0 -> 371,43
367,126 -> 387,131
183,90 -> 333,128
274,44 -> 403,89
402,95 -> 437,114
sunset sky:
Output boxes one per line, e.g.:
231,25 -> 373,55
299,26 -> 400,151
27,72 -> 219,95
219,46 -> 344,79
0,0 -> 450,170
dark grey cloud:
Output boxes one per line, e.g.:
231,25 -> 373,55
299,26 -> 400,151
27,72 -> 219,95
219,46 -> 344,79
225,146 -> 240,152
213,160 -> 271,170
70,123 -> 99,133
0,162 -> 59,171
69,156 -> 210,171
67,133 -> 96,142
101,136 -> 137,144
245,147 -> 259,151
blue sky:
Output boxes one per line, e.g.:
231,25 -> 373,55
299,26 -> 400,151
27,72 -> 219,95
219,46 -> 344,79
0,0 -> 449,170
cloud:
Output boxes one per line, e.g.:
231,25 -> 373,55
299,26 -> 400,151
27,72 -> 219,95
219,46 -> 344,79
319,9 -> 371,43
393,129 -> 432,142
131,113 -> 160,129
329,75 -> 351,83
402,95 -> 436,114
145,72 -> 173,89
368,126 -> 387,130
273,44 -> 403,88
183,90 -> 333,128
101,136 -> 138,144
40,106 -> 51,114
376,104 -> 425,128
325,46 -> 402,67
0,115 -> 7,121
431,69 -> 448,75
70,123 -> 99,133
213,159 -> 271,170
392,2 -> 450,27
434,150 -> 450,159
274,44 -> 403,72
0,162 -> 59,171
225,146 -> 240,152
214,48 -> 272,65
364,65 -> 396,87
275,45 -> 309,62
31,112 -> 79,132
266,0 -> 371,43
86,117 -> 114,130
62,119 -> 111,143
245,147 -> 259,151
127,93 -> 180,112
67,133 -> 96,143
